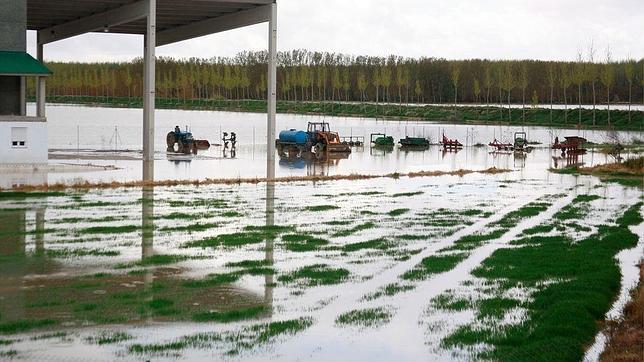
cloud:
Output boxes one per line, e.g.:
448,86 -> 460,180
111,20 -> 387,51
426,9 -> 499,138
27,0 -> 644,62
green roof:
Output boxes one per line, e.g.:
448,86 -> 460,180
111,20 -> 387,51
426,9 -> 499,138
0,51 -> 52,76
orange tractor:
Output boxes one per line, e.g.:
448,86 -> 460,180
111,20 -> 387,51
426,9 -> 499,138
308,122 -> 351,154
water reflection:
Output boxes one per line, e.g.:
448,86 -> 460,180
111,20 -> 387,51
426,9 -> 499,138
278,149 -> 350,176
264,180 -> 275,307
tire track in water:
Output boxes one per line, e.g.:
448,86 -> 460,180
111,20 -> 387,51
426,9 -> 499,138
373,192 -> 576,358
269,191 -> 556,360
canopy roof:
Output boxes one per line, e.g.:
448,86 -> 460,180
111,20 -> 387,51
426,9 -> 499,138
27,0 -> 273,46
0,51 -> 52,76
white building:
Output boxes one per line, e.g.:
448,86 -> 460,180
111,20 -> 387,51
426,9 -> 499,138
0,0 -> 50,166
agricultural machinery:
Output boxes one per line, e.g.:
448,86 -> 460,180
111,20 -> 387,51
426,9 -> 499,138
371,133 -> 394,147
552,136 -> 587,155
166,126 -> 210,154
276,122 -> 351,156
439,133 -> 463,150
488,132 -> 533,153
399,136 -> 430,148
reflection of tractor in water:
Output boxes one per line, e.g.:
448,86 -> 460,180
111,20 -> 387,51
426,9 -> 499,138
276,122 -> 351,157
166,126 -> 210,154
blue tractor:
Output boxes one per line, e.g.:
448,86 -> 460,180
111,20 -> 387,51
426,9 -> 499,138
167,126 -> 197,154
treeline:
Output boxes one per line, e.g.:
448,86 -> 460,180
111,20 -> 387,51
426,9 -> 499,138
33,50 -> 644,110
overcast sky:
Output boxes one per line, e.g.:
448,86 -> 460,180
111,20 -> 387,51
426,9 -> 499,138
27,0 -> 644,63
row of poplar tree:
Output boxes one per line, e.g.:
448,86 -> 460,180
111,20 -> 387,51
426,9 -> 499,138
34,49 -> 644,109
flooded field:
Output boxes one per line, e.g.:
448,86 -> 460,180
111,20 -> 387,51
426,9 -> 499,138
0,105 -> 642,361
4,104 -> 640,187
1,168 -> 642,361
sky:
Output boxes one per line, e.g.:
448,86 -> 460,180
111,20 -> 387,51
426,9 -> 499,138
27,0 -> 644,63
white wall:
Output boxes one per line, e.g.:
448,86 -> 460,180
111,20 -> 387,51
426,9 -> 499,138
0,121 -> 48,164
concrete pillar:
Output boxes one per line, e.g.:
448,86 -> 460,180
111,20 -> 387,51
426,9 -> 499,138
20,77 -> 26,116
36,38 -> 43,107
36,77 -> 46,117
143,0 -> 156,163
266,2 -> 277,180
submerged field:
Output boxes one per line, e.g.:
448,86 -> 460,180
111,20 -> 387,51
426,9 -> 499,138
0,169 -> 642,360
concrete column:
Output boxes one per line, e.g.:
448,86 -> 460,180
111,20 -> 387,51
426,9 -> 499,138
36,38 -> 43,106
36,77 -> 46,117
143,0 -> 156,162
266,2 -> 277,180
20,77 -> 26,116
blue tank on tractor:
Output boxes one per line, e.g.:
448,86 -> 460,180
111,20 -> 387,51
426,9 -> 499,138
278,129 -> 310,145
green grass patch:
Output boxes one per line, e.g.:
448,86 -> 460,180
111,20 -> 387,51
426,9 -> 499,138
342,238 -> 390,252
225,259 -> 270,269
138,254 -> 188,266
77,224 -> 139,235
46,248 -> 120,257
323,220 -> 352,226
402,253 -> 468,281
446,229 -> 507,251
159,222 -> 219,232
182,272 -> 243,288
186,232 -> 266,248
363,283 -> 415,301
333,221 -> 376,237
391,191 -> 423,198
0,350 -> 17,358
0,319 -> 56,335
431,294 -> 473,311
282,234 -> 329,252
278,264 -> 350,286
305,205 -> 340,212
522,224 -> 555,235
128,317 -> 313,356
387,208 -> 410,217
442,201 -> 643,361
85,331 -> 133,345
335,307 -> 392,328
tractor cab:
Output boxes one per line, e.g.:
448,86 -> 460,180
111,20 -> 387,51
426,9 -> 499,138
306,122 -> 351,153
307,122 -> 331,134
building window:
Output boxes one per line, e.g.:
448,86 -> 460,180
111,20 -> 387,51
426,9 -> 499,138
11,127 -> 27,148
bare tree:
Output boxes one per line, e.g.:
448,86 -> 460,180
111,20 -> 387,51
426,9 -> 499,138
519,63 -> 528,122
473,78 -> 481,104
560,63 -> 572,124
600,48 -> 615,127
587,42 -> 598,125
451,64 -> 460,112
624,59 -> 635,125
483,64 -> 493,120
573,51 -> 585,127
547,63 -> 556,123
500,62 -> 514,121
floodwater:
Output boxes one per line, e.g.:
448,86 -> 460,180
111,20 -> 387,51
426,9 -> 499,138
6,103 -> 641,187
0,105 -> 642,361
